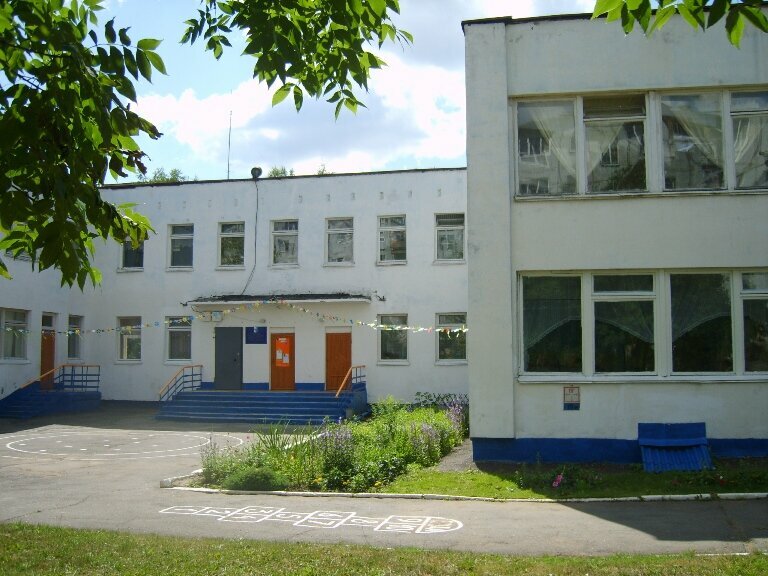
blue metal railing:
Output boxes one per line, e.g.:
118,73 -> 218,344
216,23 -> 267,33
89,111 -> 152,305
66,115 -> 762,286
54,364 -> 101,392
159,364 -> 203,403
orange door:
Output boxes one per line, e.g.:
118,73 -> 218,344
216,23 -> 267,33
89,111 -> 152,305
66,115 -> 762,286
270,333 -> 295,390
40,330 -> 55,390
325,332 -> 352,392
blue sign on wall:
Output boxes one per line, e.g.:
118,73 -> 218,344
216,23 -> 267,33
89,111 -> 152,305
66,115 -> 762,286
245,326 -> 267,344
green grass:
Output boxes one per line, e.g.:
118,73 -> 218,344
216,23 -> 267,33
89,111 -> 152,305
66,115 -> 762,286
2,523 -> 767,576
383,457 -> 768,499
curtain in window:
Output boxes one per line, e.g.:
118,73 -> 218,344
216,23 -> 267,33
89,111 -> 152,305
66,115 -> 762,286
734,116 -> 767,188
594,301 -> 654,343
585,123 -> 623,174
530,104 -> 577,179
662,95 -> 723,170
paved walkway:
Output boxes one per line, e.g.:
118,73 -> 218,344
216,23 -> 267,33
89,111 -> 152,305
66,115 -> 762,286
1,403 -> 766,556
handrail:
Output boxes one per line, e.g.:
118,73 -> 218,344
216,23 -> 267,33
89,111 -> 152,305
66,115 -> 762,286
335,364 -> 365,398
159,364 -> 203,402
18,364 -> 100,390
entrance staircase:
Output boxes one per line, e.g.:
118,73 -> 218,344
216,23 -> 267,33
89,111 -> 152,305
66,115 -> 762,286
0,365 -> 101,419
157,365 -> 367,425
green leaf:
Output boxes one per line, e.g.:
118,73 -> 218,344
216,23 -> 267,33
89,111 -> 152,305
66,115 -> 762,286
136,38 -> 162,51
592,0 -> 624,18
726,8 -> 746,46
136,49 -> 151,81
648,5 -> 677,35
118,27 -> 131,46
272,83 -> 291,106
292,84 -> 304,110
740,6 -> 768,33
369,0 -> 386,17
105,17 -> 116,43
145,51 -> 166,75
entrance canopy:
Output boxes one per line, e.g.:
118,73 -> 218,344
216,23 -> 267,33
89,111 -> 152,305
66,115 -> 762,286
189,293 -> 372,306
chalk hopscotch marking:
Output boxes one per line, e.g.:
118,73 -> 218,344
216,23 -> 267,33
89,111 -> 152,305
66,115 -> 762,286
160,505 -> 463,534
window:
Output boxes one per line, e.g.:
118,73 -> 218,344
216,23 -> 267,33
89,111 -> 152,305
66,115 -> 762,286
732,91 -> 768,190
671,273 -> 732,372
584,95 -> 647,193
272,220 -> 298,265
437,313 -> 467,362
219,222 -> 245,267
516,90 -> 767,196
522,277 -> 582,372
326,218 -> 354,264
67,315 -> 83,359
166,316 -> 192,361
378,216 -> 406,263
741,273 -> 768,372
521,271 -> 767,378
662,93 -> 724,190
169,225 -> 193,268
1,309 -> 28,359
121,240 -> 144,269
379,314 -> 408,362
118,317 -> 141,361
435,214 -> 465,261
593,275 -> 655,373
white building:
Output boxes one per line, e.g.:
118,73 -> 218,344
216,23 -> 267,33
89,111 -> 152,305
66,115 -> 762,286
1,168 -> 468,404
464,11 -> 768,461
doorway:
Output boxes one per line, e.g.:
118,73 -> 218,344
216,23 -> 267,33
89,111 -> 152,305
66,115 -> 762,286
325,332 -> 351,392
40,313 -> 56,390
214,327 -> 243,390
270,333 -> 295,390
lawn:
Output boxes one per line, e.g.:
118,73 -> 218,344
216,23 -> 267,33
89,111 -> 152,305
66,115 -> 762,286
382,456 -> 768,499
2,523 -> 767,576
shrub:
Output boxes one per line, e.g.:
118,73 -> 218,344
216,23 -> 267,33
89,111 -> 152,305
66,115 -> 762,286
222,466 -> 289,491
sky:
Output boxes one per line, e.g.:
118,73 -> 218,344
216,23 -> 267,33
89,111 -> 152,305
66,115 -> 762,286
103,1 -> 596,182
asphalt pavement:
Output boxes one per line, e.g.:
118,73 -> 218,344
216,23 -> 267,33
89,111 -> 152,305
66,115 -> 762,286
1,402 -> 766,556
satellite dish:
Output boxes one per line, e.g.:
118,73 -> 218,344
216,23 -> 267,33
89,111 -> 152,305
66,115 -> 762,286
251,166 -> 263,179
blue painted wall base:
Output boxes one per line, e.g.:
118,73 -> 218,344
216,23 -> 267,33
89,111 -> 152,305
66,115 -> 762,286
472,437 -> 768,463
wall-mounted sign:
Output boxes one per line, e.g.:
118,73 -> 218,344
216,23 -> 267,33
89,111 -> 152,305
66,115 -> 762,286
275,337 -> 291,367
563,385 -> 580,411
245,327 -> 267,344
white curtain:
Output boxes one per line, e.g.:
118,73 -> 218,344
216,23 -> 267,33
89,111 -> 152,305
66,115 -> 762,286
733,116 -> 766,187
585,123 -> 623,173
664,99 -> 724,169
530,105 -> 577,178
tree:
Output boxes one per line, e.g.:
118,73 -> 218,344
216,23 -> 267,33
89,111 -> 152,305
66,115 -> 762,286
0,0 -> 409,287
137,168 -> 190,184
592,0 -> 768,46
267,166 -> 295,177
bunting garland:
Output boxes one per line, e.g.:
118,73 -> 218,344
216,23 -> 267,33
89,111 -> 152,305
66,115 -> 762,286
2,299 -> 468,339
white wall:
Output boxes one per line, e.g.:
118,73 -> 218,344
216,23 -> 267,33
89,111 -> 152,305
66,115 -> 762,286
464,12 -> 768,443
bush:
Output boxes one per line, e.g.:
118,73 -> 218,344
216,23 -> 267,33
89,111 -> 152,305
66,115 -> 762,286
222,466 -> 289,491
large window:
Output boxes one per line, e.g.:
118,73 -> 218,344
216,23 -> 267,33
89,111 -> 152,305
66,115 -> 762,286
67,315 -> 83,359
169,225 -> 194,268
121,240 -> 144,269
219,222 -> 245,267
436,313 -> 467,362
732,91 -> 768,190
118,317 -> 141,361
378,314 -> 408,362
378,216 -> 406,263
1,308 -> 28,360
326,218 -> 354,264
521,271 -> 766,378
523,277 -> 582,372
272,220 -> 298,265
435,214 -> 465,261
515,90 -> 768,196
166,317 -> 192,361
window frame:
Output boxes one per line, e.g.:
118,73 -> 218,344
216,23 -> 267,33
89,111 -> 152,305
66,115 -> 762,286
1,308 -> 29,361
513,89 -> 768,198
377,215 -> 407,265
67,315 -> 83,360
218,221 -> 245,268
166,316 -> 192,362
378,314 -> 409,364
325,217 -> 354,266
271,219 -> 299,267
168,224 -> 194,269
117,316 -> 142,362
436,313 -> 467,364
434,213 -> 466,263
519,270 -> 767,382
121,239 -> 144,270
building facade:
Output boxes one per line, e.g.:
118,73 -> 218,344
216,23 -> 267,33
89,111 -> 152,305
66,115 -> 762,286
1,169 -> 468,403
464,11 -> 768,461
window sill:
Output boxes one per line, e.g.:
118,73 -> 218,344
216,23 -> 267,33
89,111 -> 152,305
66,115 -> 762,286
117,267 -> 144,273
378,360 -> 410,366
166,267 -> 194,272
515,188 -> 768,202
436,359 -> 468,366
377,260 -> 407,266
215,266 -> 245,271
433,259 -> 466,266
270,263 -> 299,269
324,262 -> 355,267
0,358 -> 30,365
165,360 -> 192,365
115,360 -> 142,365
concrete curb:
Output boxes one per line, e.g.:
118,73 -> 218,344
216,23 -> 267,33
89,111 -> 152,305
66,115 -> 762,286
161,474 -> 768,503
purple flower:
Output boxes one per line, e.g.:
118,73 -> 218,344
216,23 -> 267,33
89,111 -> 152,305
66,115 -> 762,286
552,473 -> 564,488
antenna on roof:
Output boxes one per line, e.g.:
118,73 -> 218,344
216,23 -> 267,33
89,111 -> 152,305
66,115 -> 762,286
226,110 -> 233,180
